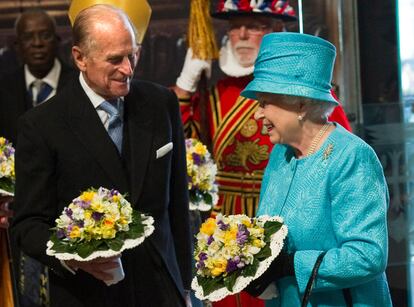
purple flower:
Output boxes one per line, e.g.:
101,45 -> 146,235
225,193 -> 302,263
236,224 -> 250,245
207,235 -> 214,245
77,220 -> 85,228
196,252 -> 208,269
65,208 -> 73,217
74,199 -> 89,209
192,153 -> 202,165
217,220 -> 229,231
226,257 -> 241,273
56,228 -> 66,239
110,189 -> 119,196
92,212 -> 104,221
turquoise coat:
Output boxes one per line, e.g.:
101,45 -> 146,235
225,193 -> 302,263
258,125 -> 392,307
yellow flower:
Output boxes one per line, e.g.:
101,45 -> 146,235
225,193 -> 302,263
112,194 -> 121,202
252,239 -> 265,248
80,191 -> 95,202
102,227 -> 116,239
210,258 -> 227,277
69,226 -> 81,239
0,137 -> 5,146
194,142 -> 207,156
224,227 -> 238,245
200,218 -> 216,236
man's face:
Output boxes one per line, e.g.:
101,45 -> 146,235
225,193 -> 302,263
228,16 -> 282,67
16,13 -> 57,74
73,21 -> 140,100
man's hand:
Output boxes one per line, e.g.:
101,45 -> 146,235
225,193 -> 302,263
65,256 -> 121,282
176,48 -> 212,93
0,196 -> 14,229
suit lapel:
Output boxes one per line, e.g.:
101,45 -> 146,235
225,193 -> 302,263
124,86 -> 154,205
66,79 -> 129,192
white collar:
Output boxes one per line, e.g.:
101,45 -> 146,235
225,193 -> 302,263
24,58 -> 61,90
219,39 -> 254,77
79,73 -> 124,109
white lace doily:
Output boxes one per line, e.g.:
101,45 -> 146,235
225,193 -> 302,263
0,188 -> 14,196
191,215 -> 288,302
46,215 -> 154,262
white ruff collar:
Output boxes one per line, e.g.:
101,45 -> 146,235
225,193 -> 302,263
219,39 -> 254,77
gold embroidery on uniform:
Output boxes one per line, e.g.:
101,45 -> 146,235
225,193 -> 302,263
226,139 -> 269,170
240,118 -> 258,138
323,144 -> 334,160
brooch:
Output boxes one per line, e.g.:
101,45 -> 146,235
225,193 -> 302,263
323,144 -> 334,160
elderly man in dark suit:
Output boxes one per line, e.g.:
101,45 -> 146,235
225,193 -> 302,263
0,9 -> 74,144
11,4 -> 192,307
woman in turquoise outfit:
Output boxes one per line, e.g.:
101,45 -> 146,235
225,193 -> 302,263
242,33 -> 393,306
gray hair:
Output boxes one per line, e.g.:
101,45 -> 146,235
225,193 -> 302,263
72,4 -> 137,54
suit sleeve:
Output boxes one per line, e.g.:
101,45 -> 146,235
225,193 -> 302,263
11,115 -> 68,276
168,90 -> 193,289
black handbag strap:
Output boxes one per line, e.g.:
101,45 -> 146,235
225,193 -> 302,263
301,251 -> 352,307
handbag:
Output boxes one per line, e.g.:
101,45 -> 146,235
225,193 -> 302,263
301,251 -> 352,307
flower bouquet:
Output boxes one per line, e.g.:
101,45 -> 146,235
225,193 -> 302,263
0,137 -> 15,196
46,187 -> 154,285
192,214 -> 288,301
186,138 -> 218,211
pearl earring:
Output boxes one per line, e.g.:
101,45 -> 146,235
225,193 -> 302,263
297,115 -> 304,121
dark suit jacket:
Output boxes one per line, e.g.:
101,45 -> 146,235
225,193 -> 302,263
11,77 -> 192,307
0,60 -> 74,144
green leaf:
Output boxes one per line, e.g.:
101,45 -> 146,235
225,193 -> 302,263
203,193 -> 213,205
198,275 -> 223,296
107,238 -> 123,251
0,177 -> 14,194
223,272 -> 238,292
242,258 -> 259,277
264,221 -> 282,238
76,242 -> 96,258
255,245 -> 271,260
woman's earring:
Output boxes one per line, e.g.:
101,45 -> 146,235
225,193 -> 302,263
297,114 -> 304,121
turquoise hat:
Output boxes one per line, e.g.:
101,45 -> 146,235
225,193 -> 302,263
241,32 -> 338,105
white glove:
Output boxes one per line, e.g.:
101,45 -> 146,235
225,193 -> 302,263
176,48 -> 212,93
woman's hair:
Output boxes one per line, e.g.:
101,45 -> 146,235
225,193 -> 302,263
262,93 -> 336,122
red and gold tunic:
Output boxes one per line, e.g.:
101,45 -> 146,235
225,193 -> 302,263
180,76 -> 351,218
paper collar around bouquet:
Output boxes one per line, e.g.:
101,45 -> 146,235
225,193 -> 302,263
68,0 -> 152,44
212,0 -> 297,22
241,32 -> 339,105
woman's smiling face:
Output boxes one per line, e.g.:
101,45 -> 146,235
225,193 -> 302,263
255,93 -> 302,145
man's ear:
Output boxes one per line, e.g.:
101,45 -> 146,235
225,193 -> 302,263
71,46 -> 86,72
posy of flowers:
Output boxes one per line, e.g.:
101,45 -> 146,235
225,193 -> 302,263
192,214 -> 288,301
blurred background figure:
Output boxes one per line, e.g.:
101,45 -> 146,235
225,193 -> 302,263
0,9 -> 75,307
0,9 -> 74,145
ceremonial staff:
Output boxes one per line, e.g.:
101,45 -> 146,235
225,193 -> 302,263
187,0 -> 219,152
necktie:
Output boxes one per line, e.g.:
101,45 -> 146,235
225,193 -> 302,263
31,80 -> 53,105
99,100 -> 123,153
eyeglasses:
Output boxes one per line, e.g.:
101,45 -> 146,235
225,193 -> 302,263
228,24 -> 270,36
19,31 -> 55,45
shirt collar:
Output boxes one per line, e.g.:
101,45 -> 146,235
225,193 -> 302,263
24,58 -> 61,90
78,72 -> 124,109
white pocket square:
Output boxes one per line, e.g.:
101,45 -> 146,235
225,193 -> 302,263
156,142 -> 173,159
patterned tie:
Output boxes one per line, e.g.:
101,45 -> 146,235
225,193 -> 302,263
99,100 -> 123,153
